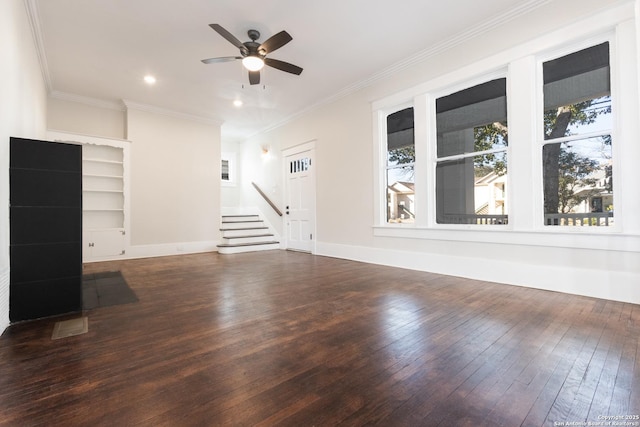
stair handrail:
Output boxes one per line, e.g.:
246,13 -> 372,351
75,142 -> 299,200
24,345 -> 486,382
252,182 -> 283,217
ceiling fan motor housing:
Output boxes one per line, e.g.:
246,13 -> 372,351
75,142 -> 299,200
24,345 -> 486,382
247,29 -> 260,41
243,30 -> 266,58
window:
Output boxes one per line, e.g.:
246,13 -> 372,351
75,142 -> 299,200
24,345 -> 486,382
542,42 -> 613,227
221,152 -> 236,186
372,9 -> 631,248
290,157 -> 311,173
221,159 -> 230,181
386,107 -> 415,223
435,78 -> 508,225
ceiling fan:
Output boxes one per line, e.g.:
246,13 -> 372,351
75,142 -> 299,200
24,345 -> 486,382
201,24 -> 303,85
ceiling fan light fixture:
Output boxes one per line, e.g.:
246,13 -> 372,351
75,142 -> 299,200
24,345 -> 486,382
204,25 -> 302,84
242,56 -> 264,71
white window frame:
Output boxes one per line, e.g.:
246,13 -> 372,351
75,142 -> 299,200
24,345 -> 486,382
221,152 -> 236,187
534,34 -> 619,233
431,71 -> 510,229
371,4 -> 638,252
378,101 -> 416,226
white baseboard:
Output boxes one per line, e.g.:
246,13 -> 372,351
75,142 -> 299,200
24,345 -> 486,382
83,240 -> 219,263
315,242 -> 640,305
0,267 -> 10,334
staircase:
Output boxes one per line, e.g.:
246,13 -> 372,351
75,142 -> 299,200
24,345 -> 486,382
217,214 -> 280,254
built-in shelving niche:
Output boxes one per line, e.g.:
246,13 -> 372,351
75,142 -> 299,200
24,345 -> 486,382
82,144 -> 126,259
47,131 -> 130,262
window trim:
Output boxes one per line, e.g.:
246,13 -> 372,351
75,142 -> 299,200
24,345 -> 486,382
385,105 -> 416,225
374,101 -> 415,227
428,70 -> 511,229
534,33 -> 619,232
371,4 -> 637,252
221,152 -> 237,187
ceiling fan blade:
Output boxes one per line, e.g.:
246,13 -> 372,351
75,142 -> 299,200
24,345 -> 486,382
209,24 -> 244,49
248,70 -> 260,85
259,30 -> 292,54
264,58 -> 303,75
201,56 -> 241,64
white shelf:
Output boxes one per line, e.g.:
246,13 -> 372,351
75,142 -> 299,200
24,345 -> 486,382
84,158 -> 123,165
83,144 -> 123,163
83,210 -> 124,229
84,173 -> 123,179
82,144 -> 125,233
83,189 -> 123,193
84,227 -> 124,231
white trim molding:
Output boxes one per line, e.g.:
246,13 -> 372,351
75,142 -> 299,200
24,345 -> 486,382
23,0 -> 52,92
50,91 -> 126,112
0,267 -> 10,333
122,241 -> 219,262
123,100 -> 224,127
373,226 -> 640,253
316,241 -> 640,305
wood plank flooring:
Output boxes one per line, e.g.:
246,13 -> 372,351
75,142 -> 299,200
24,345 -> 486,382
0,251 -> 638,426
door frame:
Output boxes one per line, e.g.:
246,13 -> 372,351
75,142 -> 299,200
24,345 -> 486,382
282,140 -> 317,254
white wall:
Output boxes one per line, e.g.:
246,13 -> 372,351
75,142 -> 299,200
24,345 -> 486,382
235,136 -> 285,234
47,99 -> 223,259
125,107 -> 221,257
48,96 -> 126,140
0,0 -> 48,332
241,0 -> 640,304
220,140 -> 241,209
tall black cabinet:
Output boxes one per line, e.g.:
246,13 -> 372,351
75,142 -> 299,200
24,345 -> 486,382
10,137 -> 82,322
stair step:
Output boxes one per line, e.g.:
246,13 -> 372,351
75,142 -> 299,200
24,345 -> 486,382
222,234 -> 275,244
224,233 -> 274,239
218,213 -> 278,254
222,219 -> 264,224
220,221 -> 264,230
220,226 -> 268,230
221,227 -> 269,237
217,241 -> 280,255
217,240 -> 279,248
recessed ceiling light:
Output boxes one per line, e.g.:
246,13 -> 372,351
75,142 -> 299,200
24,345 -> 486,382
144,75 -> 156,85
233,99 -> 243,107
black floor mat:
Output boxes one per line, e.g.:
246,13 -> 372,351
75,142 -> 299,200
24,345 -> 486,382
82,271 -> 138,310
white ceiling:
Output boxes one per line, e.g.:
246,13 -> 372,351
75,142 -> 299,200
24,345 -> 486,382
32,0 -> 550,142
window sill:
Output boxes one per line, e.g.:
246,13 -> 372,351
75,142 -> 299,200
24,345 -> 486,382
372,225 -> 640,253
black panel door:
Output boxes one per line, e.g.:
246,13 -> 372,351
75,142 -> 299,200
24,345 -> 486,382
9,137 -> 82,321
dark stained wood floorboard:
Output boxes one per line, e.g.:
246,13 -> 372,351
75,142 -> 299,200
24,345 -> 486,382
0,251 -> 639,426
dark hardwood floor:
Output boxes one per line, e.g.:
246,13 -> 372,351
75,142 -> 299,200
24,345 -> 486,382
1,251 -> 638,426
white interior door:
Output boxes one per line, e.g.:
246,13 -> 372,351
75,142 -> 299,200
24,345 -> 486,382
284,147 -> 316,252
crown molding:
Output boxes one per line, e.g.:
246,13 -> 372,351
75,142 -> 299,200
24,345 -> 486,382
23,0 -> 52,92
253,0 -> 554,139
49,92 -> 224,126
50,91 -> 126,111
122,100 -> 224,126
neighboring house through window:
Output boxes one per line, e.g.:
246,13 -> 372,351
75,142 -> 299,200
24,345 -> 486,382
386,107 -> 415,223
435,78 -> 509,225
541,42 -> 613,226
